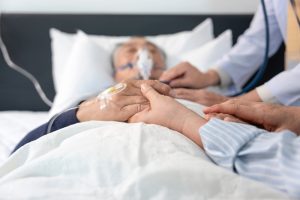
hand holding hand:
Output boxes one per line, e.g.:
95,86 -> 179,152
171,88 -> 229,106
205,113 -> 246,124
129,84 -> 206,147
204,99 -> 300,135
77,79 -> 171,122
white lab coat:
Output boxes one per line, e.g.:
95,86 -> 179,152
216,0 -> 300,106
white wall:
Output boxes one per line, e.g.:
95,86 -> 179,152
0,0 -> 259,14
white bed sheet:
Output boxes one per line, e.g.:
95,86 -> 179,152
0,121 -> 286,199
0,111 -> 48,166
0,102 -> 288,199
0,99 -> 201,167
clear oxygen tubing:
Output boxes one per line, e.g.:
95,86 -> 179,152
234,0 -> 270,96
0,13 -> 53,107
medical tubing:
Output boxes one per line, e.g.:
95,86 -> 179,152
46,106 -> 79,134
0,13 -> 53,107
234,0 -> 270,96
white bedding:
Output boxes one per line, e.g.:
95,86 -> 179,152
0,101 -> 287,199
0,100 -> 285,200
0,111 -> 48,166
0,121 -> 286,199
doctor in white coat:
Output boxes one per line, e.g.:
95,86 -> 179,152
160,0 -> 300,106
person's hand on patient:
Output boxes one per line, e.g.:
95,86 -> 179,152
129,84 -> 206,147
159,62 -> 220,89
206,113 -> 246,124
77,79 -> 171,122
204,99 -> 300,135
171,88 -> 229,106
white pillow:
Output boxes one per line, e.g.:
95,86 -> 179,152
169,30 -> 232,71
50,19 -> 214,92
49,19 -> 215,116
49,31 -> 231,117
49,32 -> 114,117
50,29 -> 77,92
146,18 -> 213,56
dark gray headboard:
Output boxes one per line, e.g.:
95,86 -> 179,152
0,13 -> 284,111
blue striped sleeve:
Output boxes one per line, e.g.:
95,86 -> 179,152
199,118 -> 300,199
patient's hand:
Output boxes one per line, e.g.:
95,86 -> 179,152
159,62 -> 220,89
204,99 -> 300,135
129,84 -> 206,147
77,79 -> 171,122
171,88 -> 229,106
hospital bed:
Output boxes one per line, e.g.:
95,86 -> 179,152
0,13 -> 287,199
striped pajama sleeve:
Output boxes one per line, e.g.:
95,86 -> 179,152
199,118 -> 300,199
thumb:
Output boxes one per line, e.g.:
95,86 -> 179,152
141,84 -> 160,102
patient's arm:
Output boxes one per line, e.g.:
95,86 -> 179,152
13,79 -> 170,153
12,109 -> 79,153
13,95 -> 145,153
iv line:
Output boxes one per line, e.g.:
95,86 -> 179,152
0,13 -> 53,107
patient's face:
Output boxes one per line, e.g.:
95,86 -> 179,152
113,37 -> 166,82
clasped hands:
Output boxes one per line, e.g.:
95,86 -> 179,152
76,79 -> 170,123
76,79 -> 206,147
77,79 -> 300,148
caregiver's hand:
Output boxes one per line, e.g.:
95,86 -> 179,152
204,99 -> 300,135
159,62 -> 220,89
77,79 -> 171,122
171,88 -> 229,106
205,113 -> 246,124
129,84 -> 206,147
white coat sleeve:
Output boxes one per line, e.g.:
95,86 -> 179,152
215,0 -> 284,92
262,63 -> 300,106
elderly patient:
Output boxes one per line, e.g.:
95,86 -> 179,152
12,37 -> 300,198
12,36 -> 169,151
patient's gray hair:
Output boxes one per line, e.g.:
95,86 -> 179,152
111,38 -> 167,69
